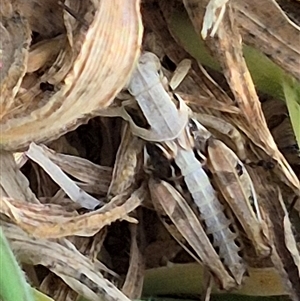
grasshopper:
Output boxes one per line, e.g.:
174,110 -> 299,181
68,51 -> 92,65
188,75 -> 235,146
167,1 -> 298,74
118,52 -> 246,288
103,51 -> 271,290
149,126 -> 246,287
189,118 -> 271,258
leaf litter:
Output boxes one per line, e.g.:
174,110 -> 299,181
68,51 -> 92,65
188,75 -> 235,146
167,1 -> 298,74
0,0 -> 300,301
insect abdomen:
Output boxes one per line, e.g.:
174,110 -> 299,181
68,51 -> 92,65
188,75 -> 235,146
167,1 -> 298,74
175,148 -> 246,284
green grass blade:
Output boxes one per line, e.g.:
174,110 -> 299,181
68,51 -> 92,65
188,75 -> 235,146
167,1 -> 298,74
0,227 -> 34,301
282,76 -> 300,147
32,288 -> 54,301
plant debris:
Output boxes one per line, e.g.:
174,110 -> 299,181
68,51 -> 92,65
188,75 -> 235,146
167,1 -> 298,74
1,1 -> 300,301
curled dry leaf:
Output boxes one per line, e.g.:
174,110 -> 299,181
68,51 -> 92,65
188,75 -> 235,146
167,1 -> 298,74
2,222 -> 131,301
0,9 -> 31,116
0,0 -> 143,151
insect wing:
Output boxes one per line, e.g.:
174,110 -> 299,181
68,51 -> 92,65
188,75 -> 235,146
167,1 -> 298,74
149,178 -> 236,290
207,138 -> 270,257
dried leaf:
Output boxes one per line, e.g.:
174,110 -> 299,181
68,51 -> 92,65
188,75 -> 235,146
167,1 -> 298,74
248,168 -> 300,300
26,143 -> 100,209
0,10 -> 31,116
33,143 -> 112,196
234,0 -> 300,81
122,223 -> 144,299
27,35 -> 65,73
2,222 -> 130,301
108,123 -> 144,197
280,191 -> 300,285
0,151 -> 39,203
203,5 -> 300,196
0,189 -> 142,238
0,0 -> 143,151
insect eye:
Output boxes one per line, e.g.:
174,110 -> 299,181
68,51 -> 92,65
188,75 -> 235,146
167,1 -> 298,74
188,119 -> 198,132
157,68 -> 164,78
235,162 -> 243,176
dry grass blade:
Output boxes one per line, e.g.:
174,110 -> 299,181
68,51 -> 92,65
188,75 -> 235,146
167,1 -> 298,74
0,151 -> 39,203
262,98 -> 300,166
26,143 -> 100,209
27,35 -> 65,73
0,8 -> 31,116
204,5 -> 300,195
0,0 -> 143,151
0,188 -> 142,238
122,223 -> 145,299
182,94 -> 240,114
284,212 -> 300,270
248,167 -> 300,300
234,0 -> 300,81
2,222 -> 130,301
32,143 -> 112,196
184,0 -> 300,81
108,123 -> 144,197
